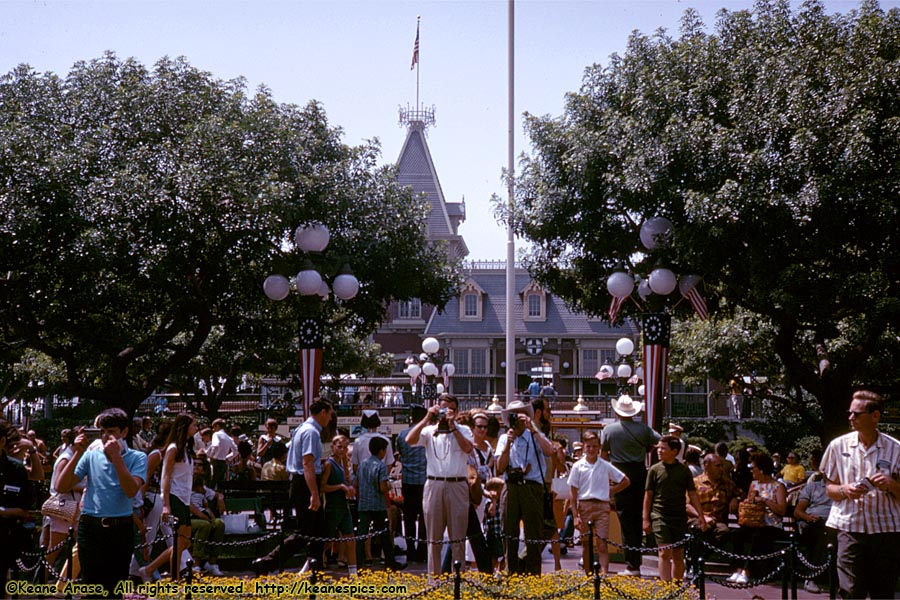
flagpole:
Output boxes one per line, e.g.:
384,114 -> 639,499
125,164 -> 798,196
505,0 -> 515,408
416,15 -> 420,110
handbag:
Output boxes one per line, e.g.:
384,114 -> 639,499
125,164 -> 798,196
41,492 -> 79,524
550,463 -> 571,500
222,512 -> 251,534
737,499 -> 766,528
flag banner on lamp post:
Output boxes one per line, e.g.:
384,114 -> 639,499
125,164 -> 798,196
298,316 -> 324,418
642,312 -> 671,433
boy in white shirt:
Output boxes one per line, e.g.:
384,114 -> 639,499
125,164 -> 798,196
567,431 -> 630,574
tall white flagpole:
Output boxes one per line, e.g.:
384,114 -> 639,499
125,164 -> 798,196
505,0 -> 515,408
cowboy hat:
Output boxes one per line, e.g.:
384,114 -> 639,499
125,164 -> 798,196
612,395 -> 644,418
667,422 -> 684,434
501,399 -> 534,425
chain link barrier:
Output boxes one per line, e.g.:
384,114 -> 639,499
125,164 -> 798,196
705,561 -> 785,589
699,538 -> 785,562
795,548 -> 831,579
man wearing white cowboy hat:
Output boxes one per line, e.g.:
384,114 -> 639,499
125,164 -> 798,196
601,395 -> 661,576
496,399 -> 556,575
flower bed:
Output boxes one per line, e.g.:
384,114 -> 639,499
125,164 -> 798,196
129,570 -> 701,600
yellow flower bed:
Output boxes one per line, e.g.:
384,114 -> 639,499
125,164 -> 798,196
134,570 -> 700,600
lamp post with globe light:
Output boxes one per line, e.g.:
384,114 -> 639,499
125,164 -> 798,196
404,337 -> 455,407
604,217 -> 708,433
262,223 -> 359,417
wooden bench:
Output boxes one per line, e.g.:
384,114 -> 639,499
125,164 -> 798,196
218,479 -> 291,529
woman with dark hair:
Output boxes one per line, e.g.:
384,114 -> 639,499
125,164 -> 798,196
731,448 -> 754,496
139,413 -> 197,581
44,426 -> 84,577
729,452 -> 787,583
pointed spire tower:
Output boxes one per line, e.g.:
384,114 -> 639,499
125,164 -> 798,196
396,105 -> 468,259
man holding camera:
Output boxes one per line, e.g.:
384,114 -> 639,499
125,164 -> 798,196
821,390 -> 900,599
496,400 -> 556,575
405,394 -> 474,575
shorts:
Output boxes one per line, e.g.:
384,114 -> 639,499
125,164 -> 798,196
652,517 -> 687,544
576,499 -> 611,539
170,495 -> 191,527
325,505 -> 354,536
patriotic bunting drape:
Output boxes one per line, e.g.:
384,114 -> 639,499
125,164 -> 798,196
298,316 -> 324,418
642,312 -> 671,433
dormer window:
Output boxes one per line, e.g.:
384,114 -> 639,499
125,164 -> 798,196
522,281 -> 546,321
398,298 -> 422,319
459,278 -> 484,321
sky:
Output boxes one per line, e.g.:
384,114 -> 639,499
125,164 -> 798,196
2,0 -> 893,261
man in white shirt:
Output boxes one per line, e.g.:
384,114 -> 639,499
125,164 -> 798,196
207,418 -> 237,489
821,390 -> 900,599
405,394 -> 474,575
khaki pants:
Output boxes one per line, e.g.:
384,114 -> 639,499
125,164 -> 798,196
423,479 -> 468,575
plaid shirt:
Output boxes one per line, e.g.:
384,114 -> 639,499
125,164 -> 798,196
397,426 -> 427,485
694,472 -> 742,524
357,455 -> 388,512
483,498 -> 503,540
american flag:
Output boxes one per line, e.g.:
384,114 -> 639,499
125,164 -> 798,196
608,295 -> 626,323
298,317 -> 324,418
679,275 -> 708,320
642,312 -> 671,433
410,23 -> 420,70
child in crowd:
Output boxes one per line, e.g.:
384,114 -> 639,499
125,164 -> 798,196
355,436 -> 404,571
567,431 -> 630,574
643,435 -> 708,581
483,477 -> 506,573
189,474 -> 226,576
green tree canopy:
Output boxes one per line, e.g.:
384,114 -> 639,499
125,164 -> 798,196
0,53 -> 459,416
515,0 -> 900,440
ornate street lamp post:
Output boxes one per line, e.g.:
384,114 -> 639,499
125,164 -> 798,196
263,223 -> 359,417
404,337 -> 454,407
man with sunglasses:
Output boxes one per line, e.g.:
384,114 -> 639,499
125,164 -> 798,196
820,390 -> 900,599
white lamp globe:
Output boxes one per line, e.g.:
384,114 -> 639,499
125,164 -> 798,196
649,267 -> 678,295
634,366 -> 644,380
332,273 -> 360,301
597,364 -> 615,379
606,271 -> 634,299
316,281 -> 330,299
617,363 -> 633,379
263,275 -> 291,301
422,361 -> 439,377
294,223 -> 330,253
442,363 -> 456,377
422,337 -> 440,354
638,279 -> 653,301
616,337 -> 635,356
419,353 -> 429,362
406,364 -> 422,379
295,268 -> 323,296
436,383 -> 445,394
638,384 -> 646,396
639,216 -> 674,250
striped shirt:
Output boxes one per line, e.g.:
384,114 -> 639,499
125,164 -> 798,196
821,431 -> 900,533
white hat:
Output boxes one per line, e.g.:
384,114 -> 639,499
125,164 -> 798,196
668,423 -> 684,434
612,395 -> 644,418
501,400 -> 534,425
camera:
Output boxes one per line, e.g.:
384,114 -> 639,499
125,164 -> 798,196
83,427 -> 102,441
508,467 -> 525,485
854,477 -> 875,492
438,407 -> 449,419
508,413 -> 520,428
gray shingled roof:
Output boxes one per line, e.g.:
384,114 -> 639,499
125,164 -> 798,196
425,270 -> 638,338
396,124 -> 453,239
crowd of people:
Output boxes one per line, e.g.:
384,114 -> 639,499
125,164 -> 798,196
0,387 -> 897,599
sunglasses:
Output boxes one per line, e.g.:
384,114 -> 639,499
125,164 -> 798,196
474,425 -> 488,430
847,410 -> 870,418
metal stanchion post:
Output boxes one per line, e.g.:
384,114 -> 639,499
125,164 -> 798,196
593,562 -> 601,600
36,544 -> 46,585
171,517 -> 180,581
827,542 -> 836,600
310,559 -> 318,600
65,527 -> 75,600
696,556 -> 706,600
185,559 -> 193,600
789,532 -> 798,600
453,560 -> 462,600
587,520 -> 595,575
